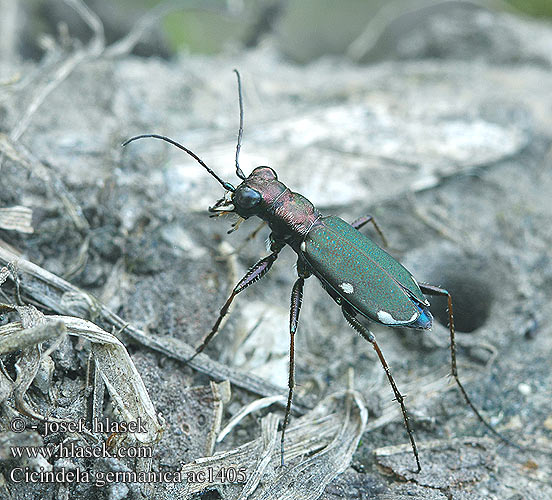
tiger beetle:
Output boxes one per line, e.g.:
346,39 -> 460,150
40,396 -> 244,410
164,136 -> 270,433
123,70 -> 515,472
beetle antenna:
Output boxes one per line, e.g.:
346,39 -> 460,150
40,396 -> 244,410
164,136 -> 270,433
233,69 -> 247,180
122,134 -> 235,192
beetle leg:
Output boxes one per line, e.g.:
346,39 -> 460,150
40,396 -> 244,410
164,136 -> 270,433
231,221 -> 268,254
227,216 -> 245,234
418,283 -> 520,449
245,220 -> 267,242
280,275 -> 305,467
351,215 -> 388,248
186,244 -> 283,363
342,306 -> 421,473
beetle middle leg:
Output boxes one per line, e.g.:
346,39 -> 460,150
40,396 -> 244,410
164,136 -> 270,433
186,241 -> 283,363
351,215 -> 388,247
280,257 -> 312,466
419,283 -> 519,448
280,275 -> 306,466
342,305 -> 421,473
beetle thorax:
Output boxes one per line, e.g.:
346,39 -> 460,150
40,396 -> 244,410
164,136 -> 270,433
266,189 -> 321,238
232,166 -> 321,238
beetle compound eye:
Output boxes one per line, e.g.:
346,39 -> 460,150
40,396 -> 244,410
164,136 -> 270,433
234,186 -> 261,209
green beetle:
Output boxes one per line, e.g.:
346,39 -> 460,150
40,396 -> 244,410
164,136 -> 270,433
124,71 -> 513,472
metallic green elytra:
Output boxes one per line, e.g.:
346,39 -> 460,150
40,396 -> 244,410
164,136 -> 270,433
302,216 -> 431,327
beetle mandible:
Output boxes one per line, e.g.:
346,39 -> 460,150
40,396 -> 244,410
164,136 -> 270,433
123,70 -> 513,472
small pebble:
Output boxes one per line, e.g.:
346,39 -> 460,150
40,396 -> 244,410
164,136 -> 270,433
518,383 -> 531,396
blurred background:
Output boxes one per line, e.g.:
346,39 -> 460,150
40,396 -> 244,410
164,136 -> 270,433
2,0 -> 552,63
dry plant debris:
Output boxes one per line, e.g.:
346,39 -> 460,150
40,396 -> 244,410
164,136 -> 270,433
161,390 -> 366,500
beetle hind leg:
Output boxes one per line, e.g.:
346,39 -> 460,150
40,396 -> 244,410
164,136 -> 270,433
419,283 -> 520,449
351,214 -> 388,248
342,306 -> 421,473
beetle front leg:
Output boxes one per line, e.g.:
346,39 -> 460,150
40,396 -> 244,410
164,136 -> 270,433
351,215 -> 388,247
186,242 -> 283,363
342,306 -> 421,473
232,220 -> 268,254
418,283 -> 519,448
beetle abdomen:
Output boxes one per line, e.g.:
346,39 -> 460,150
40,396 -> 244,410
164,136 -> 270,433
302,216 -> 429,326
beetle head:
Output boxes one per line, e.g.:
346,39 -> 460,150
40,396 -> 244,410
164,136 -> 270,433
210,166 -> 284,219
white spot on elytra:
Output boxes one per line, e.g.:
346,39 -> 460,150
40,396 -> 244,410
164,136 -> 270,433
339,282 -> 354,294
300,241 -> 307,252
377,310 -> 418,325
377,310 -> 396,324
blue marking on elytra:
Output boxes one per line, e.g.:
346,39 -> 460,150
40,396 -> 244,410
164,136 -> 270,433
411,303 -> 432,329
